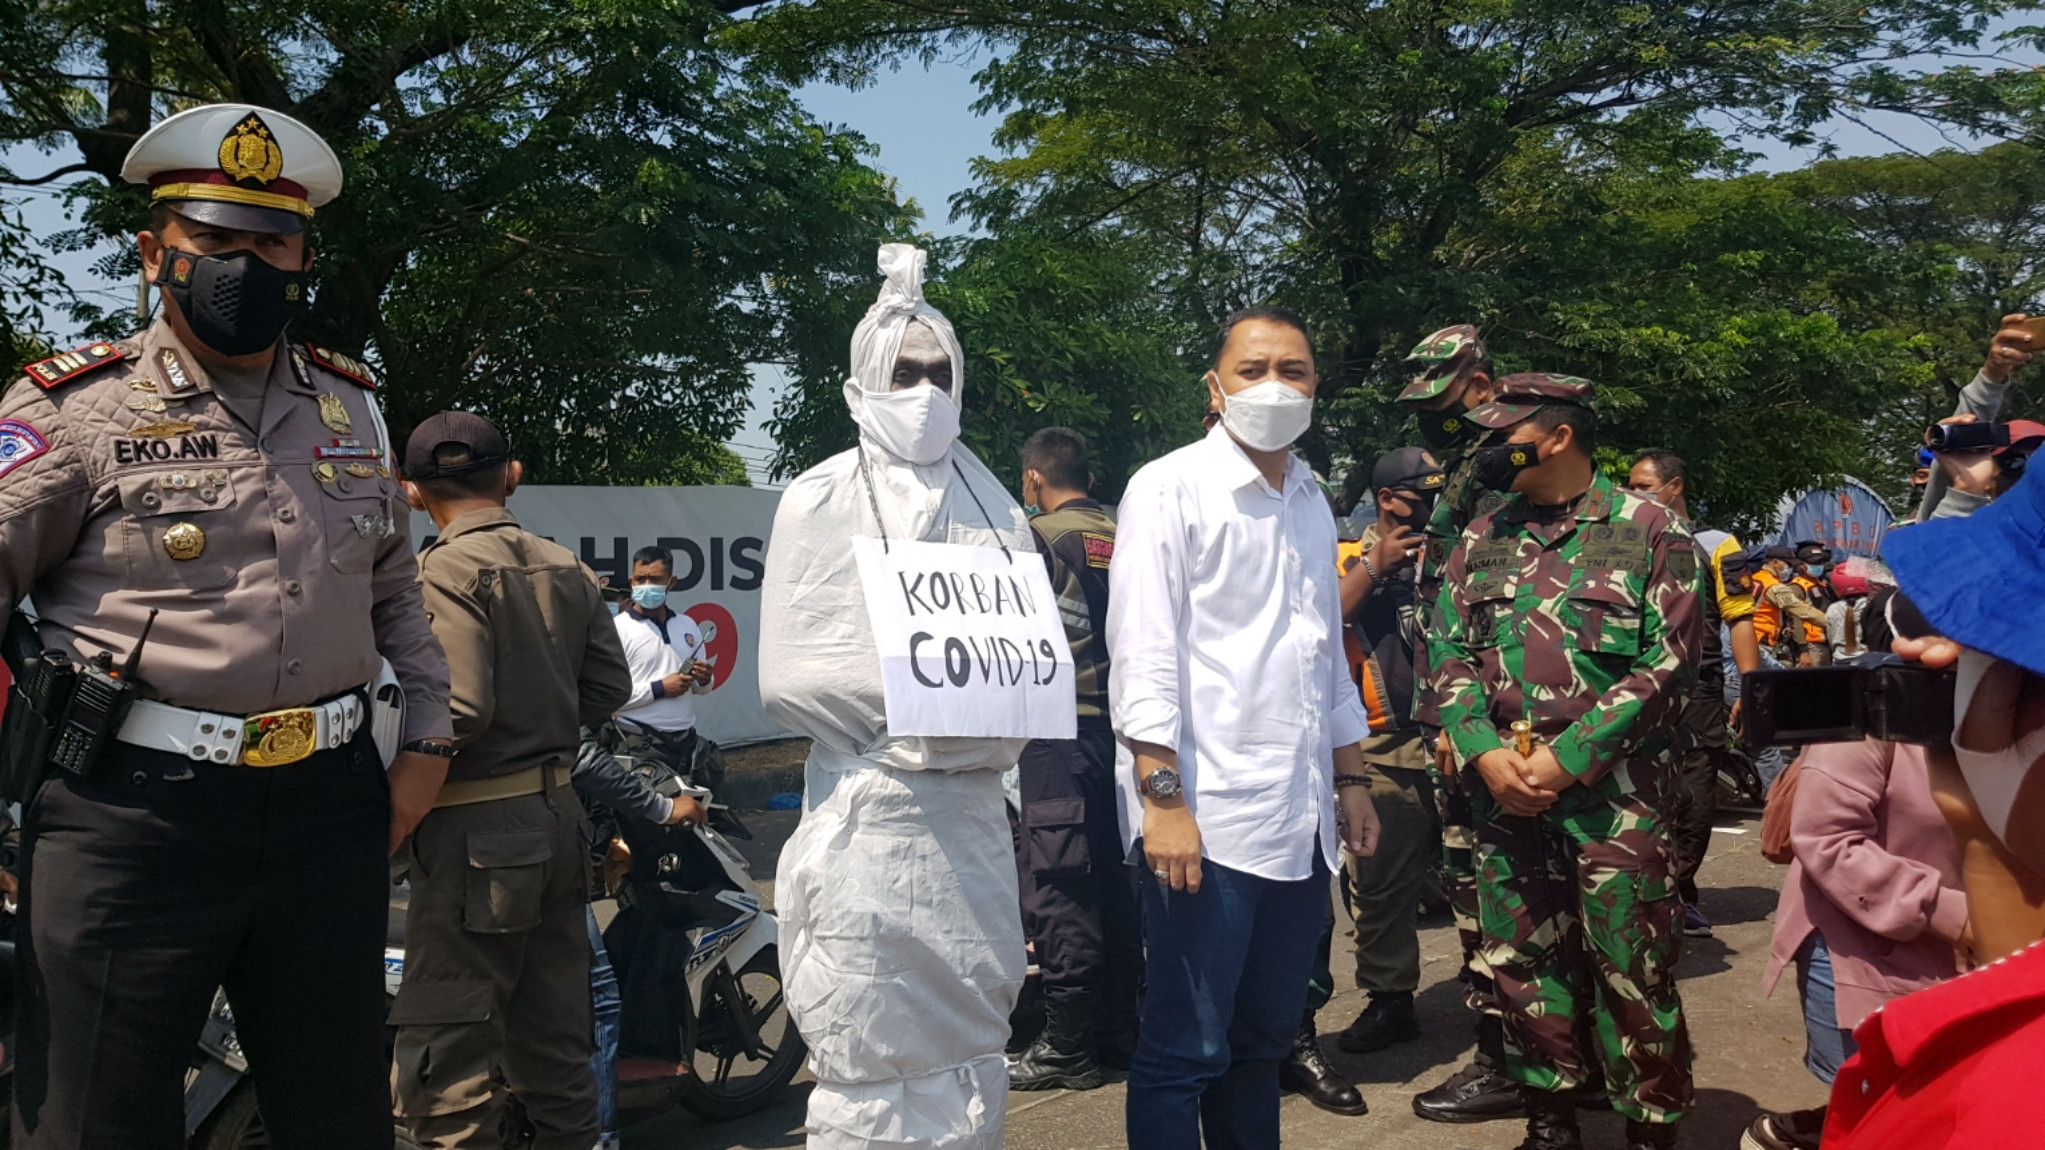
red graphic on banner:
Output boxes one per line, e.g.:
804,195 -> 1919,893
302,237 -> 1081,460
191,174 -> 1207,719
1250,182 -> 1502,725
682,602 -> 740,690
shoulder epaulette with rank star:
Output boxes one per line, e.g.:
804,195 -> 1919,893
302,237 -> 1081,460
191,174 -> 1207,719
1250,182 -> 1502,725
23,341 -> 129,390
303,342 -> 378,390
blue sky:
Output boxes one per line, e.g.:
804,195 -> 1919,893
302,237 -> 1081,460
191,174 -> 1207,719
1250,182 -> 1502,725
5,42 -> 2032,484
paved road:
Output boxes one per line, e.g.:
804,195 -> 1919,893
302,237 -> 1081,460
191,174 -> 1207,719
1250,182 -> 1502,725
628,807 -> 1822,1149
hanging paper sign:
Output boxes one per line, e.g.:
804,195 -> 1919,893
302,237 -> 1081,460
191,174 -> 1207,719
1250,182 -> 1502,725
853,536 -> 1077,739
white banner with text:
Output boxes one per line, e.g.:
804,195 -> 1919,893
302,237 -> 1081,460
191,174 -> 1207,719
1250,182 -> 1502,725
413,485 -> 785,746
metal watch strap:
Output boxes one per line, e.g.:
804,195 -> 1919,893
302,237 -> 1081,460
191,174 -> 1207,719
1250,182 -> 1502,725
400,739 -> 455,758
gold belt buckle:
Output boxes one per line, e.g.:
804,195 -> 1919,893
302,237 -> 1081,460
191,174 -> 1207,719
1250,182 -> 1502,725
243,708 -> 319,767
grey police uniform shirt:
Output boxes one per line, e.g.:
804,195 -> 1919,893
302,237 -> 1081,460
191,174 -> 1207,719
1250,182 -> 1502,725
0,318 -> 451,743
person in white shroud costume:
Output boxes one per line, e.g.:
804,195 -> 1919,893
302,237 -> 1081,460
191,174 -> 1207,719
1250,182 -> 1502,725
758,243 -> 1032,1149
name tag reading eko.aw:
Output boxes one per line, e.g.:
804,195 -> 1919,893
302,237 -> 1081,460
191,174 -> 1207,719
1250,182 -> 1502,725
853,536 -> 1077,740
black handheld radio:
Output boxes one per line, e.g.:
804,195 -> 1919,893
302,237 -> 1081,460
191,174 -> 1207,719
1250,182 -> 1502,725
47,608 -> 157,778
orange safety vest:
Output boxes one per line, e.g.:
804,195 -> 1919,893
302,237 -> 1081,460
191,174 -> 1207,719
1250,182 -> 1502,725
1789,575 -> 1828,644
1752,568 -> 1784,646
1338,539 -> 1396,732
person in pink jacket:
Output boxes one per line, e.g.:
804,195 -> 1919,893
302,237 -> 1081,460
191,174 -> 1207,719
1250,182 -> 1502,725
1743,738 -> 1969,1150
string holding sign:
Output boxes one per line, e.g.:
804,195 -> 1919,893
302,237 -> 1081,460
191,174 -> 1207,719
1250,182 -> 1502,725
852,536 -> 1076,740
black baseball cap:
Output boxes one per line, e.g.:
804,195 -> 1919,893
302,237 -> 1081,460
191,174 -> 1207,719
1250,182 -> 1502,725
1795,542 -> 1833,565
1372,447 -> 1446,494
404,410 -> 512,481
1764,545 -> 1798,563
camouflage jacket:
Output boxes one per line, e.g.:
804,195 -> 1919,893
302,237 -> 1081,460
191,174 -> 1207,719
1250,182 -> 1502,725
1427,472 -> 1704,781
1411,423 -> 1507,728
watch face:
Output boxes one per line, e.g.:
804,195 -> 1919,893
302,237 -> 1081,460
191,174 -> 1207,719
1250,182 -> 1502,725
1148,768 -> 1182,798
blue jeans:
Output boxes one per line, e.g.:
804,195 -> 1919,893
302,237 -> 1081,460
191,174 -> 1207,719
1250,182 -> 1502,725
1127,855 -> 1328,1150
1795,931 -> 1858,1085
588,908 -> 621,1146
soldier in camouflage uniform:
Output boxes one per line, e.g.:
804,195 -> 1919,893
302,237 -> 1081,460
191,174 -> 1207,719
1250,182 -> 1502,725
1394,326 -> 1530,1122
1427,374 -> 1703,1150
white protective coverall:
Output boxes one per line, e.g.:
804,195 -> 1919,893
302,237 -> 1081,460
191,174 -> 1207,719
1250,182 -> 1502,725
758,244 -> 1030,1149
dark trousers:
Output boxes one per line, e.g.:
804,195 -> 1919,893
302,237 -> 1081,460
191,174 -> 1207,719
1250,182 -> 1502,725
1015,728 -> 1141,1018
391,778 -> 596,1149
1347,756 -> 1438,994
1670,692 -> 1726,906
1126,857 -> 1327,1150
14,731 -> 393,1150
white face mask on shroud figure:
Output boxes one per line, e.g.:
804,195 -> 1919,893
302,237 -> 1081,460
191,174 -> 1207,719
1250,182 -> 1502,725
842,245 -> 968,466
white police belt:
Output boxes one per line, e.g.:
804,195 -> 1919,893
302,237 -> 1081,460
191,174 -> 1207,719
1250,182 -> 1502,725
118,690 -> 368,767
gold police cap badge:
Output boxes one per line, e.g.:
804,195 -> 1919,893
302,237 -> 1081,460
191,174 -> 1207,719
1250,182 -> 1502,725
218,112 -> 285,186
163,522 -> 207,561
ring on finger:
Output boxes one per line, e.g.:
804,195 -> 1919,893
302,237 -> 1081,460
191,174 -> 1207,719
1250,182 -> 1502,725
1154,868 -> 1169,881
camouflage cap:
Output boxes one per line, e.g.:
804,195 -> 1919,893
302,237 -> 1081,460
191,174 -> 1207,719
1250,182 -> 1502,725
1394,324 -> 1486,403
1466,372 -> 1597,429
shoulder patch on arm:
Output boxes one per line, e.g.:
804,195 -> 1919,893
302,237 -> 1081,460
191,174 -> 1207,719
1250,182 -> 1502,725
303,343 -> 378,390
23,341 -> 129,390
0,418 -> 51,479
1667,545 -> 1698,583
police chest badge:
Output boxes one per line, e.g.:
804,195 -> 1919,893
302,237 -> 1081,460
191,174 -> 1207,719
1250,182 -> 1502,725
318,393 -> 353,434
162,522 -> 207,561
352,512 -> 394,539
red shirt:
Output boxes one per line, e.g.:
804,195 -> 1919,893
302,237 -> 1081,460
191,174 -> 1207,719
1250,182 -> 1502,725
1826,938 -> 2045,1147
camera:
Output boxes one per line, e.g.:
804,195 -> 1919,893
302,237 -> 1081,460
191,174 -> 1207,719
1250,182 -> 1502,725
1925,421 -> 2013,452
1741,657 -> 1955,748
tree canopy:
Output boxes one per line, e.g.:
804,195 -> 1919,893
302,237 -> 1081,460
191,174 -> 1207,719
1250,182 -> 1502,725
0,0 -> 913,484
748,0 -> 2045,527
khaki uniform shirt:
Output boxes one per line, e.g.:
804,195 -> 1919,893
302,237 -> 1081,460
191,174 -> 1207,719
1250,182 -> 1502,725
417,508 -> 631,782
0,319 -> 451,742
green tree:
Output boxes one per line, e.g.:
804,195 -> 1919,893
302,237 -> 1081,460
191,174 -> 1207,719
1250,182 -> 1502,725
0,0 -> 913,484
748,0 -> 2041,518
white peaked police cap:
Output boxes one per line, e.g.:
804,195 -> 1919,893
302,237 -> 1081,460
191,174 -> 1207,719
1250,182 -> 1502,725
121,103 -> 343,234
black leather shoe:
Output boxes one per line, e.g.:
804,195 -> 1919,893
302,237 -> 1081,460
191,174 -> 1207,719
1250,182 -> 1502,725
1008,1000 -> 1106,1091
1625,1117 -> 1680,1149
1513,1090 -> 1584,1150
1336,990 -> 1422,1054
1279,1012 -> 1368,1116
1411,1059 -> 1526,1123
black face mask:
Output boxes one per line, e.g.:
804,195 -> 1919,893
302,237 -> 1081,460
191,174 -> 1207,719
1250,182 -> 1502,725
1470,441 -> 1543,492
1392,494 -> 1436,531
158,246 -> 307,357
1416,407 -> 1473,450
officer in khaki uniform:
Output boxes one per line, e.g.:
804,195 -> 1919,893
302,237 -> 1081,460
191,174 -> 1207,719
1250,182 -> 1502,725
391,411 -> 633,1149
0,104 -> 452,1148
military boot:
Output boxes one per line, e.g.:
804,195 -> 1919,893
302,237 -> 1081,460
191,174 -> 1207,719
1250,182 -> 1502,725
1625,1118 -> 1681,1149
1511,1090 -> 1583,1150
1336,990 -> 1421,1054
1413,1013 -> 1525,1123
1008,999 -> 1106,1091
1279,1011 -> 1368,1116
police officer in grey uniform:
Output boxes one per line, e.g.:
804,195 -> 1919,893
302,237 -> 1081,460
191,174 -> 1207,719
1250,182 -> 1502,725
0,103 -> 451,1148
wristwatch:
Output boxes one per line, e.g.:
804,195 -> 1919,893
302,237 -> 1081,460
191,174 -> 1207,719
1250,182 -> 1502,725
1140,766 -> 1183,800
399,739 -> 455,759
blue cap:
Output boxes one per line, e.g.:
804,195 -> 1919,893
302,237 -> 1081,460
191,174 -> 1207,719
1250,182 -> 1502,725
1917,446 -> 1936,469
1883,463 -> 2045,677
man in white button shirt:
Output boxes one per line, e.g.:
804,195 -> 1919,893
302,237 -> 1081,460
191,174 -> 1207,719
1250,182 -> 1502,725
610,544 -> 715,781
1108,305 -> 1383,1149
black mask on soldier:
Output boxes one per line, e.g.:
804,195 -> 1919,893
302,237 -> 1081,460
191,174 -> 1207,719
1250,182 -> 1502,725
158,246 -> 307,357
1416,407 -> 1474,450
1393,493 -> 1436,531
1470,440 -> 1543,493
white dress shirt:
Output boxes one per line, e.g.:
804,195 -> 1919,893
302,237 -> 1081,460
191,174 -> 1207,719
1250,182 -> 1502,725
1106,424 -> 1371,881
614,606 -> 710,732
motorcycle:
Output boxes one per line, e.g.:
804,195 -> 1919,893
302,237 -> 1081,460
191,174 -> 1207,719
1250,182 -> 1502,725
161,763 -> 801,1148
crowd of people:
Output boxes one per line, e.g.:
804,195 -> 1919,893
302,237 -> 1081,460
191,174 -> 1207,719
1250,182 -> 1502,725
0,97 -> 2041,1150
